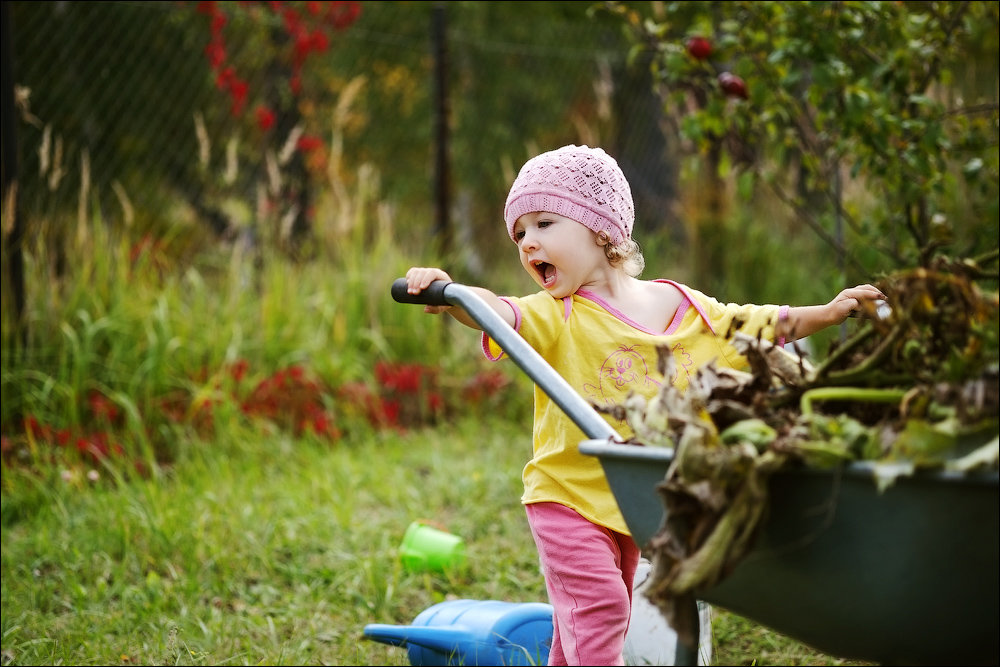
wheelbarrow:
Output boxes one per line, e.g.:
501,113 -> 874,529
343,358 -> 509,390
391,279 -> 1000,666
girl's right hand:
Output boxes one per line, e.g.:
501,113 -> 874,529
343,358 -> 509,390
405,267 -> 454,314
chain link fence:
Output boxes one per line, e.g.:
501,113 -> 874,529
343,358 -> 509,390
5,1 -> 676,271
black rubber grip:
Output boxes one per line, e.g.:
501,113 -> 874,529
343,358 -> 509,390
390,278 -> 452,306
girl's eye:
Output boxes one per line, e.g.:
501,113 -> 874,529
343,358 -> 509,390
514,230 -> 525,241
538,219 -> 553,228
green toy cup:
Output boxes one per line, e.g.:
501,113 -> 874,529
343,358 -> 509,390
400,521 -> 467,573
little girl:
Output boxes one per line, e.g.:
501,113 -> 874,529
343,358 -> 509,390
404,144 -> 884,666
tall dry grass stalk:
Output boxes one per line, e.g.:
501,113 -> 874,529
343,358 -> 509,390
111,180 -> 134,228
194,111 -> 211,169
224,135 -> 239,186
76,148 -> 90,249
324,75 -> 368,236
2,182 -> 16,237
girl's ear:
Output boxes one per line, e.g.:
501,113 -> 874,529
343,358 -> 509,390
596,230 -> 611,246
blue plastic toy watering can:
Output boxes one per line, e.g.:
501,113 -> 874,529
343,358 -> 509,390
363,599 -> 554,666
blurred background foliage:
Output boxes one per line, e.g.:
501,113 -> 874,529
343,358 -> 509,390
5,1 -> 996,290
605,0 -> 999,293
5,0 -> 675,294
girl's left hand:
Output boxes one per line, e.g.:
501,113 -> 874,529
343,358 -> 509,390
830,284 -> 887,321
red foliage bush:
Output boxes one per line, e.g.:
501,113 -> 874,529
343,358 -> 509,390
3,358 -> 515,477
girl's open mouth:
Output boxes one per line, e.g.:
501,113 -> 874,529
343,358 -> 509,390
533,261 -> 556,287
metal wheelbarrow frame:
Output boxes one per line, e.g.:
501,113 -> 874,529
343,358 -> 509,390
392,279 -> 1000,666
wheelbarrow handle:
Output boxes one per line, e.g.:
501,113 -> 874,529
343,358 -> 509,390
391,278 -> 620,443
390,278 -> 452,307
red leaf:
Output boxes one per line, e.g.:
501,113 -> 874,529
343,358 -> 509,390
205,42 -> 226,70
310,28 -> 329,53
297,134 -> 323,153
255,105 -> 276,131
328,1 -> 361,30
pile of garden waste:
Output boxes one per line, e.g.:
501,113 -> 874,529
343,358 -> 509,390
597,253 -> 999,643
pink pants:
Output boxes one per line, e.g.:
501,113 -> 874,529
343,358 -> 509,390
525,502 -> 641,666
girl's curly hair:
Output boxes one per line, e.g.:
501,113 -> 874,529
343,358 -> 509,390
599,232 -> 645,277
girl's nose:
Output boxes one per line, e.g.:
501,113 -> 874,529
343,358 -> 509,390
519,229 -> 539,250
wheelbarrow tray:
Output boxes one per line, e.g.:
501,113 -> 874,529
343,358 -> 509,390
579,439 -> 1000,666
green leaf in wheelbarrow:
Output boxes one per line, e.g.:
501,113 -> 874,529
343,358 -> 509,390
890,416 -> 988,463
790,412 -> 877,467
945,434 -> 999,473
871,417 -> 995,491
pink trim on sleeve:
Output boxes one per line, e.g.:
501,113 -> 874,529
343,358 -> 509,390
480,333 -> 499,360
777,304 -> 790,348
480,296 -> 521,361
664,297 -> 692,335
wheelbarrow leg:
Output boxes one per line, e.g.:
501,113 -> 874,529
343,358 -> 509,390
673,596 -> 701,666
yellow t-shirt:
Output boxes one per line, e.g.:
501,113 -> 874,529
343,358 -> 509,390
483,280 -> 785,536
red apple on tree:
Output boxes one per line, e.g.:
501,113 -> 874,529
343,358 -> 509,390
686,36 -> 712,60
718,71 -> 749,99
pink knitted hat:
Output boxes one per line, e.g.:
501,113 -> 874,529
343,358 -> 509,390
504,144 -> 634,245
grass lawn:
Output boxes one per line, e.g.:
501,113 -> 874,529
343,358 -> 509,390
1,413 -> 874,665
